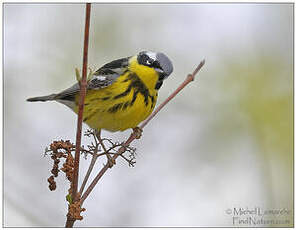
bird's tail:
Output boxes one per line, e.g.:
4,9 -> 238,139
26,94 -> 57,102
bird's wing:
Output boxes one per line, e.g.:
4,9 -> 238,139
54,57 -> 130,101
88,57 -> 130,90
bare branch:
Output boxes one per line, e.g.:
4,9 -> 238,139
140,60 -> 205,129
79,147 -> 98,195
80,60 -> 205,204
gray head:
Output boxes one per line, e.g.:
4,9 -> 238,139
137,51 -> 174,80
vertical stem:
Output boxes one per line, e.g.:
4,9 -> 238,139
72,2 -> 91,202
65,3 -> 91,228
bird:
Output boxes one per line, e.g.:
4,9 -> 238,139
27,51 -> 174,134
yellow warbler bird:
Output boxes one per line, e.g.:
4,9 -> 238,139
27,51 -> 174,133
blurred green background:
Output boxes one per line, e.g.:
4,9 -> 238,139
3,3 -> 293,227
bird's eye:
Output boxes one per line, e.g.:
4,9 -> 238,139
146,59 -> 153,65
151,60 -> 161,69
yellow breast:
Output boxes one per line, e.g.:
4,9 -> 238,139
75,57 -> 159,132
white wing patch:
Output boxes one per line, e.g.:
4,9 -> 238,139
88,75 -> 114,90
94,75 -> 107,81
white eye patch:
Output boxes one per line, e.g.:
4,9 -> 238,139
145,52 -> 157,62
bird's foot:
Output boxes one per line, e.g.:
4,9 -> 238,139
133,127 -> 143,139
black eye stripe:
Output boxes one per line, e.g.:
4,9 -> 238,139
137,53 -> 163,71
137,53 -> 159,67
136,51 -> 173,77
152,61 -> 161,69
137,54 -> 150,66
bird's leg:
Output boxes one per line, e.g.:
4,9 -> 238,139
95,129 -> 115,168
132,127 -> 143,139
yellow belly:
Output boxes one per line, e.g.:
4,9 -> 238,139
86,93 -> 156,131
74,73 -> 158,132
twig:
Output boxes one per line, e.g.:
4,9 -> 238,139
80,134 -> 135,205
66,3 -> 91,228
79,147 -> 98,195
80,60 -> 205,205
140,59 -> 205,129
